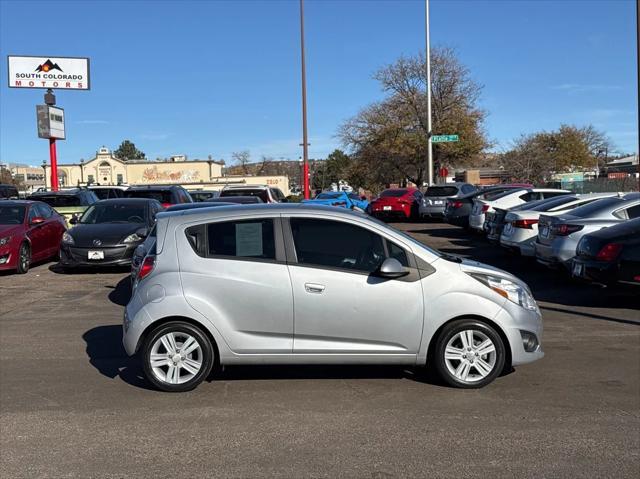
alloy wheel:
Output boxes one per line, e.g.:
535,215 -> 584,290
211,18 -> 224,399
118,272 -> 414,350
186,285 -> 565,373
149,332 -> 203,385
443,329 -> 497,383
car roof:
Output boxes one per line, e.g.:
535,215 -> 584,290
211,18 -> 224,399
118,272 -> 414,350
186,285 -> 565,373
157,203 -> 365,222
0,200 -> 37,205
28,189 -> 86,196
223,184 -> 269,189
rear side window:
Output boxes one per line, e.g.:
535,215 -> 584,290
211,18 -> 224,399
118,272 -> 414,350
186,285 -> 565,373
186,219 -> 276,260
627,204 -> 640,219
35,203 -> 53,218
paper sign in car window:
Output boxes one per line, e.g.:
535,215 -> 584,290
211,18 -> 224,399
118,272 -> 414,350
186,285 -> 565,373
235,222 -> 263,256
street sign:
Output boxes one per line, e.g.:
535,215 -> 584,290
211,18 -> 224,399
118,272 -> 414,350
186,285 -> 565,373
8,55 -> 90,90
36,105 -> 66,140
431,134 -> 459,143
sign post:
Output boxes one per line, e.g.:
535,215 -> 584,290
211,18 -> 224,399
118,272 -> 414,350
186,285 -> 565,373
7,55 -> 90,191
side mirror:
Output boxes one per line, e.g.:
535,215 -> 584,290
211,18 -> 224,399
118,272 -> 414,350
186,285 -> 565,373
376,258 -> 409,279
30,216 -> 45,225
135,227 -> 149,238
69,216 -> 78,225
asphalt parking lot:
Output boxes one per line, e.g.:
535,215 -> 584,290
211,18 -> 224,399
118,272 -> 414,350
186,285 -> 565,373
1,221 -> 638,478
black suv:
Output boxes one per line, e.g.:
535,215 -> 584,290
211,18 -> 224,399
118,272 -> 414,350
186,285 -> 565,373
0,184 -> 20,200
124,185 -> 193,207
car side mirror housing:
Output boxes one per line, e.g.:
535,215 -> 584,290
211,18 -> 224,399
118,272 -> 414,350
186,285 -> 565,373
68,216 -> 78,225
376,258 -> 409,279
136,227 -> 149,238
30,216 -> 45,225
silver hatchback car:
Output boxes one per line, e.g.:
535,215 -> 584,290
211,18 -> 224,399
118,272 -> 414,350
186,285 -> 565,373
123,204 -> 543,392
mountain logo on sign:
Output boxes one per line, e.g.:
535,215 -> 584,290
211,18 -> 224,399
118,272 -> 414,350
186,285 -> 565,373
35,60 -> 63,73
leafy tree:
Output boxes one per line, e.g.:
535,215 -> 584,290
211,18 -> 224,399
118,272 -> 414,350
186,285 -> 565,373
501,124 -> 613,184
340,47 -> 489,187
314,149 -> 353,190
114,140 -> 146,161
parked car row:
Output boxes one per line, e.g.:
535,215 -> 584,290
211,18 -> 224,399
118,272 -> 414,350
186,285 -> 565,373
441,186 -> 640,289
0,185 -> 289,275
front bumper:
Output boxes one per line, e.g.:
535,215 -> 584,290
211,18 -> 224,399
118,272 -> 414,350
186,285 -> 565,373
494,302 -> 544,367
60,244 -> 137,267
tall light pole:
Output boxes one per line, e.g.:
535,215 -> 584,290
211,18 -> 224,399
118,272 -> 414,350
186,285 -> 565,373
425,0 -> 434,187
299,0 -> 310,199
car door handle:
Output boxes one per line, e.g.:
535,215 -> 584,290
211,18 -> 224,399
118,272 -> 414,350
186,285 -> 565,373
304,283 -> 325,294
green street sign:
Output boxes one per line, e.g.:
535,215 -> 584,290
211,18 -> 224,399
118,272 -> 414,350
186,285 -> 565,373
431,134 -> 459,143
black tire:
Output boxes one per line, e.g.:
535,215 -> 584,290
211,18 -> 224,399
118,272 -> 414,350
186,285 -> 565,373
16,242 -> 30,274
434,319 -> 505,389
142,321 -> 215,392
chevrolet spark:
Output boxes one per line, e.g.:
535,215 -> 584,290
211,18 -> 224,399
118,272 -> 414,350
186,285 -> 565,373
123,204 -> 543,392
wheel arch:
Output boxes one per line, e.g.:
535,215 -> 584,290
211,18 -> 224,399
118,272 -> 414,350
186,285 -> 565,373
136,315 -> 221,368
425,314 -> 512,371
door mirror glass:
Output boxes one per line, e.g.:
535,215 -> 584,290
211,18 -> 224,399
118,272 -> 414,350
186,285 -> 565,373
30,216 -> 45,225
377,258 -> 409,278
136,227 -> 149,238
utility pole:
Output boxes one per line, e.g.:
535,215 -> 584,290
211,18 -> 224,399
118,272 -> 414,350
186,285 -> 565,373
425,0 -> 434,187
299,0 -> 310,199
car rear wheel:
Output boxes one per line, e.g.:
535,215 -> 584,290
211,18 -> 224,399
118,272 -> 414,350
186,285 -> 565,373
142,322 -> 215,392
434,320 -> 505,388
16,242 -> 30,274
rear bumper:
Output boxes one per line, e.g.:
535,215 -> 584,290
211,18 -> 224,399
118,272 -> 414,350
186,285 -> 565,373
469,213 -> 485,231
371,208 -> 411,219
420,205 -> 446,217
444,213 -> 469,227
570,257 -> 619,284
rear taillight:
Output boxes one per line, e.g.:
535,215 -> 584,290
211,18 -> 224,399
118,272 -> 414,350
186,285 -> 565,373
451,201 -> 463,209
481,204 -> 490,213
138,255 -> 156,280
512,219 -> 539,229
595,243 -> 623,262
161,202 -> 172,208
555,224 -> 584,236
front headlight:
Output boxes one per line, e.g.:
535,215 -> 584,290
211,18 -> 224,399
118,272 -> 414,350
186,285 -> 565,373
123,233 -> 142,244
0,236 -> 11,246
62,232 -> 75,245
469,273 -> 539,313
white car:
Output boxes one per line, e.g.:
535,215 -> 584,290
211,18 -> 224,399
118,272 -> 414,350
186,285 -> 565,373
469,188 -> 571,232
499,193 -> 619,256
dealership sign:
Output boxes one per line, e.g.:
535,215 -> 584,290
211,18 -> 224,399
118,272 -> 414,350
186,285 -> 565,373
8,55 -> 90,90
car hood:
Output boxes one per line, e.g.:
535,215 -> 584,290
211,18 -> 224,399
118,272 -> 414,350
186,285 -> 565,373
67,223 -> 146,247
457,257 -> 530,290
0,224 -> 24,239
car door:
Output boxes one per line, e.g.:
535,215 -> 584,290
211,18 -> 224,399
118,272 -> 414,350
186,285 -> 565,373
26,205 -> 48,260
35,203 -> 60,257
178,215 -> 294,354
285,216 -> 424,357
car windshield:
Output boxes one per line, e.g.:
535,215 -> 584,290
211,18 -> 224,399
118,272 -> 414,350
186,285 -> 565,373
124,190 -> 173,203
568,197 -> 623,218
484,189 -> 522,201
80,203 -> 147,224
0,205 -> 26,224
425,186 -> 458,197
30,195 -> 82,207
380,189 -> 407,197
316,193 -> 342,199
220,189 -> 269,202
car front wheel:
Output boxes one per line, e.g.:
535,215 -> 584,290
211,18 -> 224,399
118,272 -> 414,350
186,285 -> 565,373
16,242 -> 30,274
434,320 -> 505,388
142,322 -> 215,392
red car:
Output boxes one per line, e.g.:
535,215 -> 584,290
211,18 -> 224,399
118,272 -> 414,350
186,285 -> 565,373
370,187 -> 423,220
0,200 -> 66,274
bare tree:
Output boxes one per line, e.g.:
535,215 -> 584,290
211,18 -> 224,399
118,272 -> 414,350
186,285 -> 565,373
231,150 -> 251,175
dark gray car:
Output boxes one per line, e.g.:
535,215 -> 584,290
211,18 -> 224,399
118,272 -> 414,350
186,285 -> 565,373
420,183 -> 477,219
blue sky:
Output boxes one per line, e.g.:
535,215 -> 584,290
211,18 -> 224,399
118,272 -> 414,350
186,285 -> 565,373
0,0 -> 637,167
